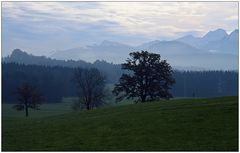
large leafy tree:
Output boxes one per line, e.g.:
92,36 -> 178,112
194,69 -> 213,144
73,68 -> 106,110
13,83 -> 43,117
113,51 -> 175,103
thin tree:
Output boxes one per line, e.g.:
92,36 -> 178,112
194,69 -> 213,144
13,83 -> 43,117
113,51 -> 175,103
73,68 -> 106,110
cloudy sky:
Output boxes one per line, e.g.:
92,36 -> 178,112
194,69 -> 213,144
2,2 -> 238,56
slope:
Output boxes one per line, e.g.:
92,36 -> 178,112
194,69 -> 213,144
2,96 -> 238,151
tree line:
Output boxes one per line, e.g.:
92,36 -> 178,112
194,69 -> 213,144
3,63 -> 237,104
3,51 -> 238,117
3,49 -> 122,83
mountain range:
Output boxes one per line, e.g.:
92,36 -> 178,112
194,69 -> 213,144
3,28 -> 239,70
177,29 -> 238,54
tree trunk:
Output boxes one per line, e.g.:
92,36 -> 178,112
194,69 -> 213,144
25,104 -> 29,117
141,95 -> 146,102
86,103 -> 90,110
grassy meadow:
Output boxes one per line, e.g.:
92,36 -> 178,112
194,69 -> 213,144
2,96 -> 238,151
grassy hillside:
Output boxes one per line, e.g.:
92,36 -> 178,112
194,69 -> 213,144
2,102 -> 72,118
2,96 -> 238,151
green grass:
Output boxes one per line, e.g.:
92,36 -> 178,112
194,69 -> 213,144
2,102 -> 73,118
2,96 -> 238,151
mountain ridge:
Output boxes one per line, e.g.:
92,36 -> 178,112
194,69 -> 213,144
176,29 -> 238,54
3,48 -> 238,71
3,28 -> 238,70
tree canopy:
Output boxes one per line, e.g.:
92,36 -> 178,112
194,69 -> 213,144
2,63 -> 238,104
73,68 -> 106,110
113,51 -> 175,103
13,83 -> 43,117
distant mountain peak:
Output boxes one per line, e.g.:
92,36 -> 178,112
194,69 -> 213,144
228,29 -> 239,41
203,28 -> 228,42
12,48 -> 24,54
207,28 -> 227,34
11,49 -> 29,57
230,29 -> 239,35
214,28 -> 226,32
233,29 -> 239,32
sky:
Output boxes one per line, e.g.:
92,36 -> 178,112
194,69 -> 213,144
2,1 -> 238,56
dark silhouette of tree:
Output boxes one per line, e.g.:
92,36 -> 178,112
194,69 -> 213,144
2,63 -> 238,104
113,51 -> 175,103
13,83 -> 43,117
73,68 -> 106,110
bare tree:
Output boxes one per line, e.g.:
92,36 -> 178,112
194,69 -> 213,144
13,83 -> 43,117
73,68 -> 106,110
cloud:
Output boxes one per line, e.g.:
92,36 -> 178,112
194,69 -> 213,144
225,15 -> 238,21
2,2 -> 238,55
3,2 -> 238,35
